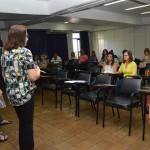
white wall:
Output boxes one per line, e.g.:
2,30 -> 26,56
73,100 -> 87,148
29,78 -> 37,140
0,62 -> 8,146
91,25 -> 150,61
0,30 -> 8,44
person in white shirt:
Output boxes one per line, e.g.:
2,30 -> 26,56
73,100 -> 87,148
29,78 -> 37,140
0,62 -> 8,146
101,51 -> 118,74
50,52 -> 62,70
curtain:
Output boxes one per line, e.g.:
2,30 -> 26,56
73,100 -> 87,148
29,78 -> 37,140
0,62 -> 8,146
80,31 -> 90,57
27,30 -> 46,56
46,34 -> 68,61
27,30 -> 68,61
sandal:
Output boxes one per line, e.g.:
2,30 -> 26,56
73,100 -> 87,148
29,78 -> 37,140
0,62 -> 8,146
0,120 -> 12,126
0,134 -> 8,143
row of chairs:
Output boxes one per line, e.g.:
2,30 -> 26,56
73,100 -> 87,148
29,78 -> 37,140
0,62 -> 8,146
41,70 -> 142,137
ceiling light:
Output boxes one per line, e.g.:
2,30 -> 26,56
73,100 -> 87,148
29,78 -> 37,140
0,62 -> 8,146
104,0 -> 126,6
141,11 -> 150,14
64,22 -> 69,24
125,4 -> 150,10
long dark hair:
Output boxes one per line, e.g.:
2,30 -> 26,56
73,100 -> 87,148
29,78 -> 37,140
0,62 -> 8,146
102,49 -> 108,58
4,25 -> 27,50
106,51 -> 114,66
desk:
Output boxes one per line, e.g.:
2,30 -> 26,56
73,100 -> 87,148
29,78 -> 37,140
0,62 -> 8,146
64,80 -> 88,116
137,88 -> 150,141
101,73 -> 123,84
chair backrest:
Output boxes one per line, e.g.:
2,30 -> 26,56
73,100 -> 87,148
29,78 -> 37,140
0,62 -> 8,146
95,74 -> 112,85
56,71 -> 68,78
77,72 -> 91,82
119,78 -> 142,96
66,59 -> 78,70
88,65 -> 99,72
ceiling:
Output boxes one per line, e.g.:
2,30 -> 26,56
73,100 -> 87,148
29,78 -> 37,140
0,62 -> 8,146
1,0 -> 150,30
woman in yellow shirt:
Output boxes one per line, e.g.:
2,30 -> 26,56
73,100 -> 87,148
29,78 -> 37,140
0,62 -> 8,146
115,50 -> 137,95
118,50 -> 137,77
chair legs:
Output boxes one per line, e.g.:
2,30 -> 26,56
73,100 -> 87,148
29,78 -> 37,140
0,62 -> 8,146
68,95 -> 71,105
129,109 -> 133,136
102,102 -> 105,127
60,91 -> 63,111
91,102 -> 96,111
54,91 -> 57,108
96,102 -> 99,125
112,107 -> 115,116
117,108 -> 120,119
77,96 -> 80,117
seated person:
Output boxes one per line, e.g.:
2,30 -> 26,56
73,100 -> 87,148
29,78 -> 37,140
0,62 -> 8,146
78,49 -> 88,64
78,49 -> 89,70
139,48 -> 150,68
39,53 -> 48,70
34,54 -> 40,66
98,49 -> 108,67
65,52 -> 78,70
70,52 -> 77,60
101,52 -> 118,74
118,50 -> 137,77
89,51 -> 98,66
115,50 -> 137,95
50,52 -> 62,70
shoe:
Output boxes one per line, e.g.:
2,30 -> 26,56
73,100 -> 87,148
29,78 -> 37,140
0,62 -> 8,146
0,120 -> 12,126
0,132 -> 8,143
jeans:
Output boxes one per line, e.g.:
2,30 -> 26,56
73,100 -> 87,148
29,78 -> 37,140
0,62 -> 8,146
14,96 -> 34,150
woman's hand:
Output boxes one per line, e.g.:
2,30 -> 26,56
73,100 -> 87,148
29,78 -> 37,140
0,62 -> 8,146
0,90 -> 3,97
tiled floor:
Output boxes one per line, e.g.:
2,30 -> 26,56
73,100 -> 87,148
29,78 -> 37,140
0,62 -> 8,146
1,90 -> 150,150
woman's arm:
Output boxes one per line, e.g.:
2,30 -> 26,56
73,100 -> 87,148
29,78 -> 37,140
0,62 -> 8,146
26,65 -> 40,81
0,90 -> 3,97
24,50 -> 40,81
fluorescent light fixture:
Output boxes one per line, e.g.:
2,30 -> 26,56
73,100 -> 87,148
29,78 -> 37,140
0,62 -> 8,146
141,11 -> 150,14
104,0 -> 126,6
64,22 -> 69,24
125,4 -> 150,10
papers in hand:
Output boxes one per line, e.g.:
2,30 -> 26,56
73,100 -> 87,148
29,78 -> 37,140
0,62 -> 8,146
40,70 -> 47,74
64,80 -> 87,84
0,96 -> 6,108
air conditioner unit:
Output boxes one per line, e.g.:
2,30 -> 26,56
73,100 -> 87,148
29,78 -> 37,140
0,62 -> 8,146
46,29 -> 72,34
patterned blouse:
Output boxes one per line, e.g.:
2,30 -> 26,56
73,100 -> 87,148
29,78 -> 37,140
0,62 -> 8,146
1,47 -> 36,106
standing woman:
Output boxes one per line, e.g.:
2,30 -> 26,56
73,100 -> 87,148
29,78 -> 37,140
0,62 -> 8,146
1,25 -> 40,150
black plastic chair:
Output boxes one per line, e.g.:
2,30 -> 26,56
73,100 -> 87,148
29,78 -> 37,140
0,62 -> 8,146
103,77 -> 142,136
42,70 -> 68,108
60,72 -> 91,115
78,74 -> 112,124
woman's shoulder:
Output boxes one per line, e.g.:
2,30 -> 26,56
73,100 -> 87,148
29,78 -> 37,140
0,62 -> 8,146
18,47 -> 32,55
130,61 -> 136,65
